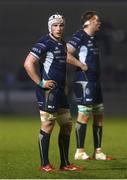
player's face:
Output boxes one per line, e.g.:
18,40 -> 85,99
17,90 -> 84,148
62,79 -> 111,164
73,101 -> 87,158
91,15 -> 101,32
51,23 -> 64,39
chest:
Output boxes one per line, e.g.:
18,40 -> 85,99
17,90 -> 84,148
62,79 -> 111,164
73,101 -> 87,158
79,37 -> 100,55
49,42 -> 67,57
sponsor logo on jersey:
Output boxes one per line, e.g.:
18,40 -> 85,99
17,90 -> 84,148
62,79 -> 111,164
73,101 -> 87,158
48,105 -> 55,109
85,88 -> 90,95
38,102 -> 44,106
86,98 -> 92,101
90,47 -> 99,54
32,47 -> 41,54
55,46 -> 59,50
87,40 -> 93,47
59,60 -> 65,63
87,43 -> 93,47
54,50 -> 61,54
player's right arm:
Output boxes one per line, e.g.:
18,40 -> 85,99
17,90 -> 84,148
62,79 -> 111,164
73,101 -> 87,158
67,44 -> 88,71
67,30 -> 88,71
24,53 -> 55,89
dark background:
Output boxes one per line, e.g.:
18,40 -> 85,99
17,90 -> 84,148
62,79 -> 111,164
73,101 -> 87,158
0,0 -> 127,117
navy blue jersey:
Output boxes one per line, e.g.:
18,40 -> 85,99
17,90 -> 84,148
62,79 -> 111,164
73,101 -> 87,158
30,34 -> 67,88
68,29 -> 101,82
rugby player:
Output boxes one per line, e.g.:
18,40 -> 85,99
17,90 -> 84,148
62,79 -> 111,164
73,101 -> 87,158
24,13 -> 82,172
67,11 -> 113,161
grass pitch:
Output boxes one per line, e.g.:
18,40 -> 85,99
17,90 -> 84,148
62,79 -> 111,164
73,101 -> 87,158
0,115 -> 127,179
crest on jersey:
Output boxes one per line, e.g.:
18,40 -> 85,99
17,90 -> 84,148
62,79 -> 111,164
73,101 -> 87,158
85,88 -> 90,95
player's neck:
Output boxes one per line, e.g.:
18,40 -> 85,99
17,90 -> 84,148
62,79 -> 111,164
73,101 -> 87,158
84,28 -> 95,36
49,33 -> 61,42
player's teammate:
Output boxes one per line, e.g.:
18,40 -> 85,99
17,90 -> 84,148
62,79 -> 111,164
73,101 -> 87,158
67,11 -> 113,160
24,13 -> 82,172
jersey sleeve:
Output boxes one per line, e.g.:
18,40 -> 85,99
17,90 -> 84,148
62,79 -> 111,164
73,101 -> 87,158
67,31 -> 82,50
30,40 -> 47,59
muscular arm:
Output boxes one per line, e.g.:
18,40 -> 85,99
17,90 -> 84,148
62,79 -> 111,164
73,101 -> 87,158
24,53 -> 55,89
67,44 -> 88,71
24,53 -> 41,85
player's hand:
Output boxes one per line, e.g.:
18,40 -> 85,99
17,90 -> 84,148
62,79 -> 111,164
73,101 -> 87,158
38,79 -> 56,89
80,63 -> 88,71
44,80 -> 56,89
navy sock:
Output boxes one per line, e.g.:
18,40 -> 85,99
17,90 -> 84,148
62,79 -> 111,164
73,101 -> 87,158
58,134 -> 70,167
38,129 -> 51,166
75,121 -> 87,148
93,124 -> 102,149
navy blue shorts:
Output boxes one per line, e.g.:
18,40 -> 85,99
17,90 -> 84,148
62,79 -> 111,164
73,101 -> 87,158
35,86 -> 69,113
74,81 -> 103,106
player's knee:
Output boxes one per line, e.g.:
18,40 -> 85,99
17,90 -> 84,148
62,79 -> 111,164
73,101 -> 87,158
93,103 -> 104,115
40,110 -> 57,122
93,114 -> 103,126
40,111 -> 56,133
41,122 -> 55,133
77,114 -> 89,124
78,105 -> 92,115
57,112 -> 72,126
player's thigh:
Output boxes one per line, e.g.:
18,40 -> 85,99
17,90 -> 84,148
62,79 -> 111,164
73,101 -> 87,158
74,81 -> 97,105
59,89 -> 70,109
35,85 -> 60,113
74,81 -> 103,105
93,82 -> 103,104
73,81 -> 85,105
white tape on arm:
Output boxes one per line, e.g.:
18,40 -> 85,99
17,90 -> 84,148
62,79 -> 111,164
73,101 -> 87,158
38,79 -> 46,88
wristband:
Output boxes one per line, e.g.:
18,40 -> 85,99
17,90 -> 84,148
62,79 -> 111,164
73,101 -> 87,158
38,79 -> 46,88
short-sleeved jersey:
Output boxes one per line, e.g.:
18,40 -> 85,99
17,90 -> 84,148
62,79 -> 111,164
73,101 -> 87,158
68,29 -> 101,82
30,34 -> 67,88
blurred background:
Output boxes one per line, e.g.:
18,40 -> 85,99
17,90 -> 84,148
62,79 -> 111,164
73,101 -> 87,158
0,0 -> 127,117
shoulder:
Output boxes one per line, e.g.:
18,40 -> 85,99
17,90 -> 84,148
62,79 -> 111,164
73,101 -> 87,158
67,29 -> 84,48
33,34 -> 57,51
69,29 -> 85,44
30,35 -> 50,56
36,34 -> 50,46
73,29 -> 85,39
